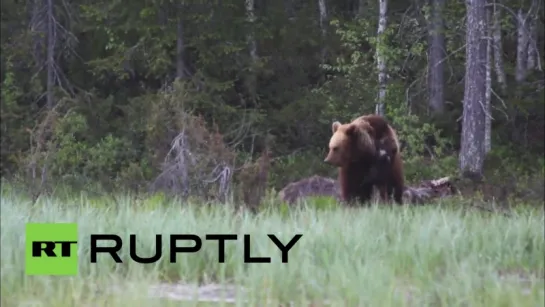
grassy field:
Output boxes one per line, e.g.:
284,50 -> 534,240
1,187 -> 544,307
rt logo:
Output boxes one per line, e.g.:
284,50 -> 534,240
25,223 -> 78,276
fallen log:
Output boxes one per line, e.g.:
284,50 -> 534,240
402,176 -> 459,204
278,175 -> 341,205
278,175 -> 458,205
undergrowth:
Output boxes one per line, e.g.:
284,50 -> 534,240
1,185 -> 544,306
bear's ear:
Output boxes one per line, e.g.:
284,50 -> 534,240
345,124 -> 357,135
332,121 -> 341,133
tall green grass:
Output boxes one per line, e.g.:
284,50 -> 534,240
1,187 -> 544,306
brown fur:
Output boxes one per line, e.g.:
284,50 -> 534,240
354,114 -> 400,159
324,120 -> 376,166
324,115 -> 405,205
336,158 -> 377,205
355,114 -> 405,205
324,119 -> 382,205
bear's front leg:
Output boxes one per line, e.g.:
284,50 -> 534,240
357,183 -> 374,205
392,185 -> 403,205
378,184 -> 390,203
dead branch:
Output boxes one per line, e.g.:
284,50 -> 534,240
148,90 -> 237,203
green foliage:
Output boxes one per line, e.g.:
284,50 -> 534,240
303,195 -> 340,210
0,0 -> 542,204
45,111 -> 134,188
0,58 -> 29,174
269,150 -> 334,190
404,155 -> 458,183
320,16 -> 452,167
265,195 -> 339,218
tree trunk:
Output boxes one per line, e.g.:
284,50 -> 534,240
30,0 -> 46,70
526,13 -> 537,71
375,0 -> 388,116
46,0 -> 55,109
176,16 -> 187,80
491,0 -> 506,92
318,0 -> 328,61
485,5 -> 492,154
515,8 -> 528,82
459,0 -> 487,178
245,0 -> 258,102
428,0 -> 445,115
246,0 -> 258,63
284,0 -> 295,20
358,0 -> 366,17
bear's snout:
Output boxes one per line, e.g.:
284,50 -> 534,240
324,154 -> 340,166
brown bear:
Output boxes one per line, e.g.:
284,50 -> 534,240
323,119 -> 379,205
323,115 -> 405,205
353,114 -> 405,204
355,115 -> 406,204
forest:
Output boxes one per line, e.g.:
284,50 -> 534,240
1,0 -> 544,206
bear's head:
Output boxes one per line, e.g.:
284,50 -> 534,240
323,120 -> 376,167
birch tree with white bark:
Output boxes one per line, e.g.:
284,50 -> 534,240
515,0 -> 542,81
485,5 -> 493,154
491,0 -> 506,92
459,0 -> 487,178
176,11 -> 188,80
525,3 -> 541,72
427,0 -> 446,115
515,8 -> 529,82
318,0 -> 328,61
375,0 -> 388,116
245,0 -> 258,102
246,0 -> 258,64
245,0 -> 258,101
